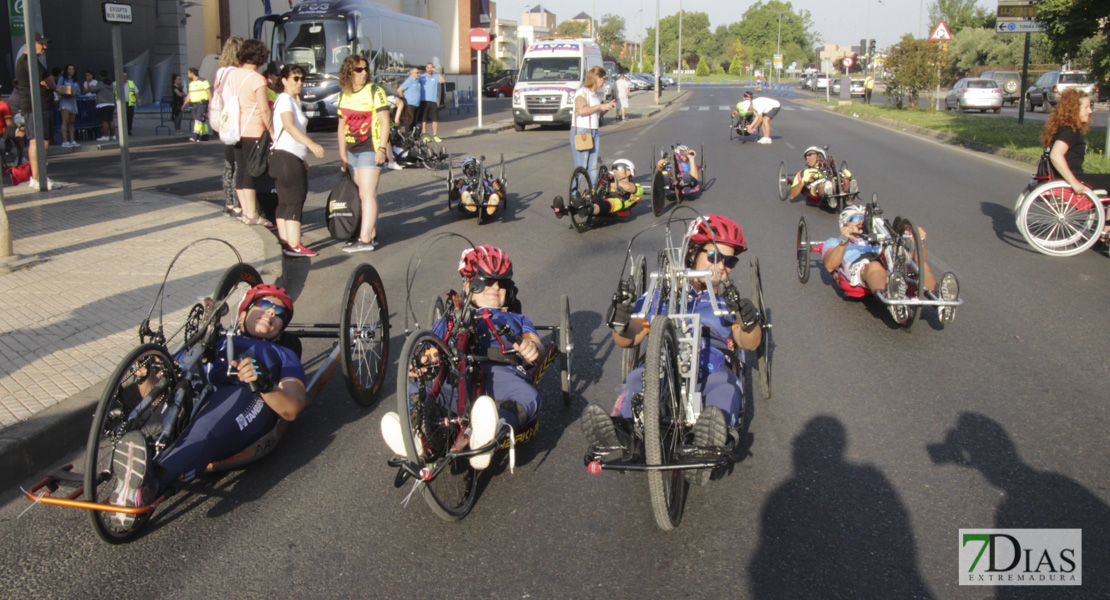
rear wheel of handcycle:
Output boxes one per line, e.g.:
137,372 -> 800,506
86,343 -> 178,544
621,254 -> 647,379
560,294 -> 573,405
426,295 -> 447,330
700,144 -> 706,176
1017,180 -> 1105,257
569,167 -> 594,233
893,218 -> 924,331
212,262 -> 263,330
796,217 -> 811,284
421,143 -> 441,170
729,115 -> 735,141
446,166 -> 454,212
777,161 -> 789,201
397,330 -> 476,520
643,315 -> 688,531
750,258 -> 772,400
651,170 -> 666,216
340,263 -> 390,407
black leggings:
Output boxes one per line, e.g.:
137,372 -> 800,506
268,149 -> 307,222
233,137 -> 259,190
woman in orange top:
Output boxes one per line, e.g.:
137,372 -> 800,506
225,39 -> 274,227
337,55 -> 391,253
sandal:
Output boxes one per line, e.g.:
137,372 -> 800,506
241,215 -> 274,228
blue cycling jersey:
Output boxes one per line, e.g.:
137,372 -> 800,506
821,237 -> 882,271
200,336 -> 306,389
634,289 -> 736,374
434,307 -> 537,353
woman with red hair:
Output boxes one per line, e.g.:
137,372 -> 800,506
1041,89 -> 1110,240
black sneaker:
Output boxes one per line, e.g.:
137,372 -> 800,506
551,196 -> 568,219
581,403 -> 621,448
686,408 -> 727,486
938,271 -> 959,323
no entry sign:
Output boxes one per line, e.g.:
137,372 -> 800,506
841,56 -> 854,69
469,28 -> 490,52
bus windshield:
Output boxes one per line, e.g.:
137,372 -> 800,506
278,19 -> 351,76
519,57 -> 582,82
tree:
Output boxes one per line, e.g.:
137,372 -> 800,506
883,35 -> 942,109
732,2 -> 818,71
695,58 -> 710,77
927,0 -> 994,36
597,14 -> 626,56
643,11 -> 713,70
1036,0 -> 1110,81
720,58 -> 732,74
729,54 -> 746,76
555,20 -> 589,37
684,53 -> 700,71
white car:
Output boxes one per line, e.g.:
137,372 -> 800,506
945,78 -> 1003,113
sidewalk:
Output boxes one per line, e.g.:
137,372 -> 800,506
0,181 -> 273,490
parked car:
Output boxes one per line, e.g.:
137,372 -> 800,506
1026,70 -> 1097,112
483,76 -> 515,98
980,70 -> 1022,105
945,77 -> 1003,113
832,78 -> 866,97
814,74 -> 830,90
625,74 -> 648,90
661,75 -> 676,86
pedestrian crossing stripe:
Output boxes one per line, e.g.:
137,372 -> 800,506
698,106 -> 710,111
676,104 -> 814,111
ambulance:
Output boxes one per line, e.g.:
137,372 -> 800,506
512,38 -> 603,131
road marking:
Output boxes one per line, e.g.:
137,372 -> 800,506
719,105 -> 730,111
614,149 -> 625,156
678,106 -> 691,111
698,106 -> 710,111
798,106 -> 814,111
785,142 -> 795,150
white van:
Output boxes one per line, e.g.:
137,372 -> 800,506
512,38 -> 603,131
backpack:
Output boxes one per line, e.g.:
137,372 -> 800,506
326,169 -> 362,240
207,67 -> 231,134
218,70 -> 256,145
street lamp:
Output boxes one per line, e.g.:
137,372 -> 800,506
653,0 -> 660,104
677,0 -> 682,92
771,9 -> 790,87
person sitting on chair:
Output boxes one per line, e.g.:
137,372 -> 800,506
552,159 -> 642,218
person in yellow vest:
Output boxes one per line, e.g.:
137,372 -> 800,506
864,74 -> 875,104
183,68 -> 211,142
115,78 -> 138,135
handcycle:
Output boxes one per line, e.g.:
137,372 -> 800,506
22,240 -> 390,543
392,124 -> 448,170
650,143 -> 707,217
1012,151 -> 1110,257
387,233 -> 573,520
446,153 -> 508,224
584,210 -> 773,531
730,112 -> 755,143
777,145 -> 859,211
795,199 -> 962,329
562,160 -> 640,233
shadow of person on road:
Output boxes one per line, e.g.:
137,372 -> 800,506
749,416 -> 934,599
927,412 -> 1110,597
980,201 -> 1030,250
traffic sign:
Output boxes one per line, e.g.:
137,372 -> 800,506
773,54 -> 783,70
469,28 -> 490,52
929,20 -> 952,41
997,20 -> 1043,33
841,56 -> 854,69
997,0 -> 1036,21
102,2 -> 132,24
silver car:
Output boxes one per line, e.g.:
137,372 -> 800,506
945,78 -> 1003,113
1026,70 -> 1097,112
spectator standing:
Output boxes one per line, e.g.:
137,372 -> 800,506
14,33 -> 56,190
399,67 -> 423,130
88,70 -> 116,141
115,77 -> 138,136
224,39 -> 274,227
616,73 -> 631,121
570,66 -> 615,185
864,74 -> 874,105
269,64 -> 325,257
420,62 -> 442,142
183,68 -> 210,142
170,73 -> 186,134
337,54 -> 390,253
57,64 -> 80,147
214,36 -> 244,218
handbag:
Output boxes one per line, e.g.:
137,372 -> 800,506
246,128 -> 273,178
573,123 -> 593,151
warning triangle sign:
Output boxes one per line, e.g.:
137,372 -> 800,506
929,20 -> 952,41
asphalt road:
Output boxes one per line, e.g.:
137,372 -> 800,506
3,85 -> 1108,598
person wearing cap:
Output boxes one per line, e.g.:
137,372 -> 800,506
731,91 -> 780,144
14,32 -> 57,190
552,158 -> 642,218
107,284 -> 307,528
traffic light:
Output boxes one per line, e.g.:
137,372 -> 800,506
869,39 -> 876,57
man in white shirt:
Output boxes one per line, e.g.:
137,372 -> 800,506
616,74 -> 631,121
731,91 -> 781,144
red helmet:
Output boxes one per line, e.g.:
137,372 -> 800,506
459,244 -> 513,280
687,214 -> 747,253
238,283 -> 294,324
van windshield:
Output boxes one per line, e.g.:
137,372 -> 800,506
520,57 -> 582,82
279,19 -> 351,76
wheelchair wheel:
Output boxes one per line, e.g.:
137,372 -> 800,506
1017,181 -> 1105,257
569,167 -> 593,233
446,167 -> 454,211
86,343 -> 178,544
340,263 -> 390,407
212,262 -> 263,330
651,169 -> 666,216
642,315 -> 689,531
777,161 -> 789,201
796,217 -> 811,283
397,330 -> 476,520
426,295 -> 446,330
560,294 -> 573,405
621,255 -> 647,379
421,144 -> 442,170
750,258 -> 772,400
893,218 -> 923,331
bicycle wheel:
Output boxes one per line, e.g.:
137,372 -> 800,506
729,115 -> 735,141
595,164 -> 609,199
1018,181 -> 1105,257
421,143 -> 441,170
86,343 -> 178,543
397,330 -> 476,520
643,315 -> 689,531
651,169 -> 666,216
750,258 -> 772,400
893,218 -> 923,331
340,263 -> 390,407
700,144 -> 706,175
621,255 -> 647,379
777,161 -> 789,201
569,167 -> 593,233
426,295 -> 446,331
560,294 -> 573,405
796,217 -> 811,284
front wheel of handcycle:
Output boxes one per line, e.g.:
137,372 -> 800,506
750,258 -> 772,400
796,217 -> 811,284
569,167 -> 594,233
651,169 -> 667,216
341,263 -> 390,407
621,255 -> 647,379
560,294 -> 573,405
777,161 -> 789,201
643,315 -> 689,531
1017,180 -> 1106,257
397,330 -> 476,520
86,343 -> 179,543
893,218 -> 924,331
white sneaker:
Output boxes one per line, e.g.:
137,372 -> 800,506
381,411 -> 423,457
23,177 -> 36,187
468,395 -> 498,470
386,161 -> 403,170
759,137 -> 772,144
96,136 -> 110,141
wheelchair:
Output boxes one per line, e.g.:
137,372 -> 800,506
392,124 -> 447,170
388,234 -> 572,520
560,160 -> 642,233
23,240 -> 390,543
446,154 -> 508,224
583,211 -> 772,531
777,145 -> 859,211
795,198 -> 962,329
650,144 -> 707,216
1012,151 -> 1110,257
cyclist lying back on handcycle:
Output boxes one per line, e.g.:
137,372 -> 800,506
552,159 -> 642,218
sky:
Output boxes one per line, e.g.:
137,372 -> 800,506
497,0 -> 998,50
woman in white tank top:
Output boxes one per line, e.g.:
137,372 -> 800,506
570,66 -> 617,185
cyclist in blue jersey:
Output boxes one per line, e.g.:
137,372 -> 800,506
110,284 -> 306,527
656,145 -> 701,195
381,244 -> 541,470
581,215 -> 761,485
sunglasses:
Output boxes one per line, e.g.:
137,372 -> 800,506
470,276 -> 512,293
805,152 -> 818,157
250,298 -> 287,318
847,215 -> 865,223
702,250 -> 740,269
289,76 -> 303,82
353,66 -> 367,73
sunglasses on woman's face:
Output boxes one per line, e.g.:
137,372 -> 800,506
805,152 -> 818,158
470,276 -> 512,293
702,250 -> 739,269
353,66 -> 367,73
250,298 -> 287,318
290,76 -> 303,82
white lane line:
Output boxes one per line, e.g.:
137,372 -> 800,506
798,106 -> 814,111
679,106 -> 691,111
785,142 -> 795,150
614,149 -> 625,156
780,106 -> 794,111
698,106 -> 710,111
719,105 -> 730,111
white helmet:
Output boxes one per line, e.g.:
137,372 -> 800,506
803,146 -> 827,160
675,145 -> 690,157
838,204 -> 867,229
611,159 -> 635,176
